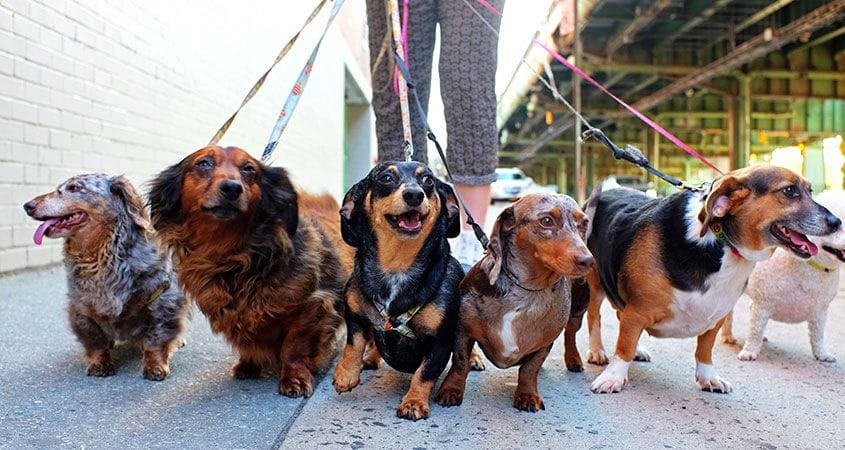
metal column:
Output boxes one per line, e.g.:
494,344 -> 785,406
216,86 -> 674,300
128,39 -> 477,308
738,76 -> 751,169
573,0 -> 584,202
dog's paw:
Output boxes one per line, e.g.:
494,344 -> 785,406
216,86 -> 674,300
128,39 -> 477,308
815,352 -> 837,363
143,365 -> 170,381
232,360 -> 263,379
720,333 -> 737,345
586,348 -> 609,365
513,392 -> 545,412
634,347 -> 652,362
469,351 -> 486,371
279,376 -> 313,398
737,348 -> 758,361
434,386 -> 464,407
695,363 -> 732,393
332,367 -> 361,394
397,398 -> 430,421
565,353 -> 584,372
361,355 -> 381,371
87,361 -> 116,377
590,372 -> 626,394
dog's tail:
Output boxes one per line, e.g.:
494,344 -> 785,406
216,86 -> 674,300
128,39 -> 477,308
582,185 -> 603,240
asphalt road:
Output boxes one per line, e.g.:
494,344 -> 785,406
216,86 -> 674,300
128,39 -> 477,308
2,203 -> 844,448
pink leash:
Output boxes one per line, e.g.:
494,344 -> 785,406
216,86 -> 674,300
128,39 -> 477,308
474,0 -> 723,174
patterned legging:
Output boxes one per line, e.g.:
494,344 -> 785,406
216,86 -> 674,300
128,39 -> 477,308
366,0 -> 504,185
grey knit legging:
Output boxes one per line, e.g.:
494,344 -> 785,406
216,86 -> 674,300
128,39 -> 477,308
366,0 -> 504,186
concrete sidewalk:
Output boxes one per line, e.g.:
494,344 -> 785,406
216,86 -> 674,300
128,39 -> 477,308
2,265 -> 844,449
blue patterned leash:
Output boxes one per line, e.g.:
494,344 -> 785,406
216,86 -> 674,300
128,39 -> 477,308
208,0 -> 328,146
262,0 -> 346,162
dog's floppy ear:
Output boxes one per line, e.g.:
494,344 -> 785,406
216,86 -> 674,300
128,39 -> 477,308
340,177 -> 370,247
148,159 -> 187,230
698,174 -> 750,237
260,166 -> 299,237
479,205 -> 515,285
436,179 -> 461,239
573,209 -> 589,240
110,175 -> 151,233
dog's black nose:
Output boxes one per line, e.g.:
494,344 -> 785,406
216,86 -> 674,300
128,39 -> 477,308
575,254 -> 594,272
403,188 -> 424,207
826,213 -> 841,230
219,180 -> 243,201
23,200 -> 37,216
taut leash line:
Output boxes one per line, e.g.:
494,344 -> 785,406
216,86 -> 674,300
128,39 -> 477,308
262,0 -> 346,162
465,0 -> 724,182
387,0 -> 415,161
208,0 -> 329,147
392,53 -> 490,250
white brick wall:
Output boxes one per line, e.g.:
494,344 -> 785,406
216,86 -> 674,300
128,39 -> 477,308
0,0 -> 375,272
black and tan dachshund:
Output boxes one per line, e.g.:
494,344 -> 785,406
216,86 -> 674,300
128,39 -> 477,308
332,161 -> 464,420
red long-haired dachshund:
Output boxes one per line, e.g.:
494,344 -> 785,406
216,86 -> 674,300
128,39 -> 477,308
148,146 -> 355,397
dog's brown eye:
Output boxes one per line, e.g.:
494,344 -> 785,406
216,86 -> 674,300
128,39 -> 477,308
420,174 -> 434,187
379,173 -> 395,184
241,164 -> 256,175
782,185 -> 799,199
195,159 -> 213,171
540,216 -> 554,227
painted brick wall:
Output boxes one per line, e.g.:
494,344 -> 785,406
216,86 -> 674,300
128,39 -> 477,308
0,0 -> 373,272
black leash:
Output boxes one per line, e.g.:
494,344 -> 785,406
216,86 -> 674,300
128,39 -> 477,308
392,53 -> 490,251
580,128 -> 704,192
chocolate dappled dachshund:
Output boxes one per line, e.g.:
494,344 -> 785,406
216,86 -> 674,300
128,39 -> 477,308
24,174 -> 190,380
149,146 -> 355,397
332,161 -> 465,421
569,164 -> 840,394
435,193 -> 593,412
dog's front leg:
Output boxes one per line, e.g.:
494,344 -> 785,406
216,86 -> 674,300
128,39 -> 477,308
738,302 -> 771,361
435,331 -> 476,406
720,311 -> 737,344
695,318 -> 732,393
514,343 -> 553,412
333,312 -> 370,394
809,308 -> 836,362
591,308 -> 646,393
397,342 -> 450,421
564,312 -> 585,372
69,309 -> 115,377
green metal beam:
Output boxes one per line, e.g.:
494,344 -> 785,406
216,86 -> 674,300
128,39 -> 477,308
605,0 -> 673,57
655,0 -> 732,50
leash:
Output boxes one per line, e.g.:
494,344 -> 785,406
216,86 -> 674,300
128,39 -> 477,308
208,0 -> 329,147
262,0 -> 346,162
465,0 -> 724,184
387,0 -> 415,161
392,53 -> 490,250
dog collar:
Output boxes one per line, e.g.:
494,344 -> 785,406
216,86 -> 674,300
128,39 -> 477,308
373,301 -> 421,339
807,259 -> 835,273
710,223 -> 742,258
145,275 -> 171,306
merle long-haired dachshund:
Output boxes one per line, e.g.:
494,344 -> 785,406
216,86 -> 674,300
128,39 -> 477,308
148,145 -> 356,397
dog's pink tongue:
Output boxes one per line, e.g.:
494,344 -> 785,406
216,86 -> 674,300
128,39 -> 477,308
33,218 -> 59,245
788,229 -> 818,256
399,214 -> 421,229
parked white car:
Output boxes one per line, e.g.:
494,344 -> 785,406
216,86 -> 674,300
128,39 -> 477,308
491,168 -> 534,203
